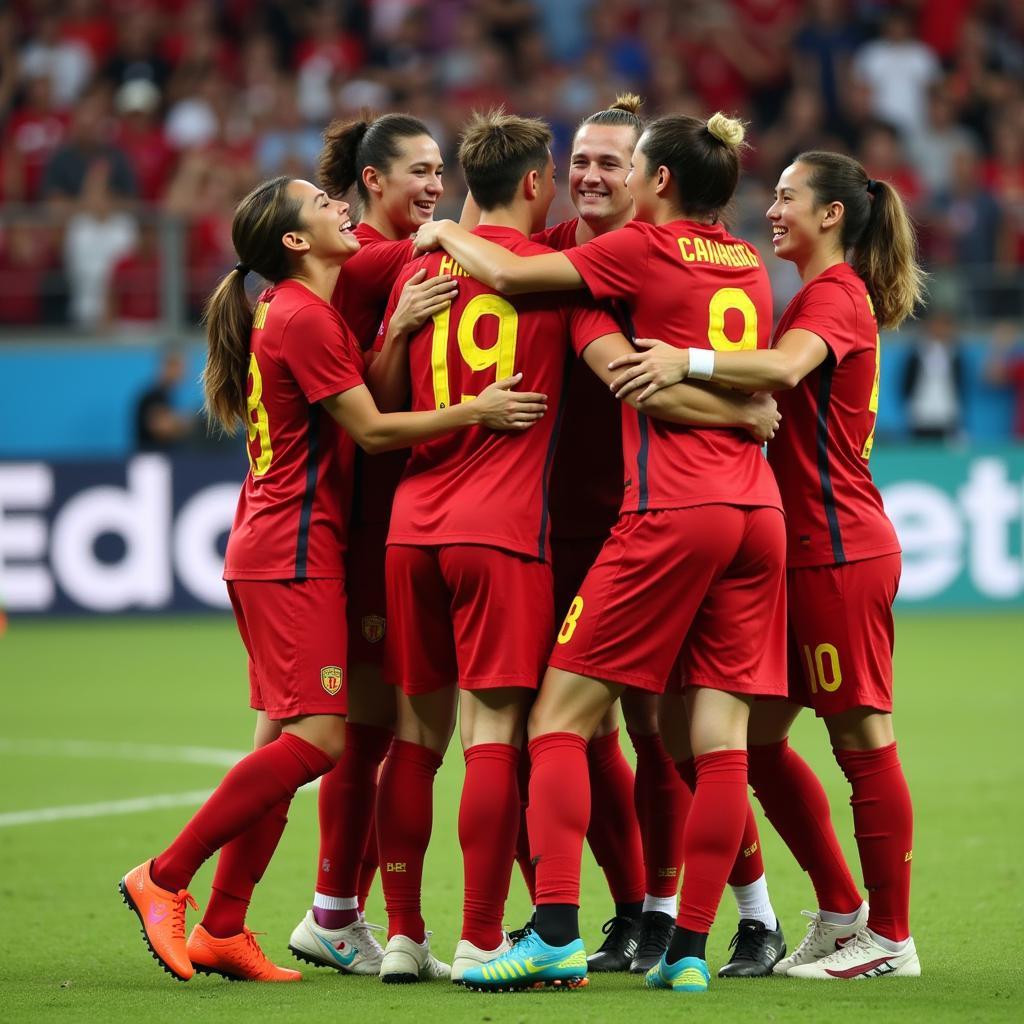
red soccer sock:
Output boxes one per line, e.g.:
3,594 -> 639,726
748,739 -> 862,914
631,730 -> 690,898
676,750 -> 749,934
460,743 -> 520,949
314,722 -> 392,925
376,739 -> 443,942
514,746 -> 536,902
727,802 -> 766,888
356,806 -> 379,914
527,732 -> 590,906
202,798 -> 291,938
834,743 -> 913,942
586,730 -> 645,905
152,732 -> 334,893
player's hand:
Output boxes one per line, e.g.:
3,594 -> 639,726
607,338 -> 690,402
391,269 -> 458,334
745,392 -> 781,443
413,219 -> 453,253
472,374 -> 548,431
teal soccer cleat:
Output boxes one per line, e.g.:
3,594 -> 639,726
644,953 -> 711,993
460,929 -> 589,992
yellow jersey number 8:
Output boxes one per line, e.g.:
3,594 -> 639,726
431,294 -> 518,408
246,352 -> 273,476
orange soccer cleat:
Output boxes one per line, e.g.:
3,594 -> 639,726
187,925 -> 303,982
119,860 -> 198,981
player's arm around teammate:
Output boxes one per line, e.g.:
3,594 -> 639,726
613,151 -> 926,980
454,114 -> 788,996
117,175 -> 544,986
292,113 -> 460,970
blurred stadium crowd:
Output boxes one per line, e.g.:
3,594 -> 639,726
0,2 -> 1022,380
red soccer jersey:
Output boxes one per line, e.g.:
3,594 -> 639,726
224,280 -> 365,581
532,217 -> 623,540
564,219 -> 781,514
532,217 -> 581,252
379,225 -> 620,560
331,221 -> 417,526
767,263 -> 901,568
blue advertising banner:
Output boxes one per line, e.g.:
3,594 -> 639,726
1,446 -> 1022,614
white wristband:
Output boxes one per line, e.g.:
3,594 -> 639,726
687,348 -> 715,381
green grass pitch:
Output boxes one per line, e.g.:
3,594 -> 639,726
2,612 -> 1022,1022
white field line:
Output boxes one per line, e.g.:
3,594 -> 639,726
0,738 -> 318,829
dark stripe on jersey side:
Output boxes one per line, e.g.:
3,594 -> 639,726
815,360 -> 846,563
294,406 -> 321,579
536,350 -> 574,559
613,300 -> 649,512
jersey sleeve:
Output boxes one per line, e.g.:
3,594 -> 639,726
562,221 -> 650,301
785,279 -> 862,364
566,297 -> 622,356
281,303 -> 366,403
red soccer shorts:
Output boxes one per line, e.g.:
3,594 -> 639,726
786,552 -> 901,717
228,578 -> 349,719
551,534 -> 607,629
548,506 -> 787,697
384,544 -> 553,694
345,521 -> 388,669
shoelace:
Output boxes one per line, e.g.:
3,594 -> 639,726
351,920 -> 385,954
171,890 -> 198,940
237,929 -> 272,974
816,930 -> 871,964
595,916 -> 634,953
789,909 -> 827,957
508,919 -> 534,945
636,915 -> 674,957
727,921 -> 768,962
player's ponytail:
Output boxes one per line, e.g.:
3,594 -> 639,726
578,92 -> 646,139
796,150 -> 926,329
319,112 -> 432,203
202,176 -> 303,432
639,111 -> 746,219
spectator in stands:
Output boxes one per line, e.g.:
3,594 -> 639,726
901,308 -> 966,442
0,220 -> 64,325
255,82 -> 321,179
134,348 -> 196,452
985,321 -> 1024,439
109,219 -> 161,326
909,85 -> 980,199
102,6 -> 169,93
19,8 -> 94,110
63,161 -> 138,328
114,79 -> 173,202
41,87 -> 136,213
4,71 -> 67,201
792,0 -> 862,125
853,6 -> 940,144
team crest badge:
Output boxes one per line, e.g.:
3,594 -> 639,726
361,614 -> 386,644
320,666 -> 343,696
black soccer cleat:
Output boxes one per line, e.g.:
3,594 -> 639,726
717,917 -> 786,978
629,910 -> 676,974
586,915 -> 641,972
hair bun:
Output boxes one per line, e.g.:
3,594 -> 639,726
706,112 -> 746,147
610,92 -> 643,115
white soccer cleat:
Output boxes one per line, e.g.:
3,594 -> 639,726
288,910 -> 384,975
380,932 -> 452,983
786,929 -> 920,980
773,902 -> 868,975
451,935 -> 512,983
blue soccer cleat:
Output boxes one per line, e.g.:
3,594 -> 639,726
460,929 -> 589,992
644,953 -> 711,993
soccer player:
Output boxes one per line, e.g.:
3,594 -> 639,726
527,95 -> 781,978
289,113 -> 455,974
371,110 -> 782,986
609,150 -> 924,980
118,175 -> 546,984
414,113 -> 787,995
